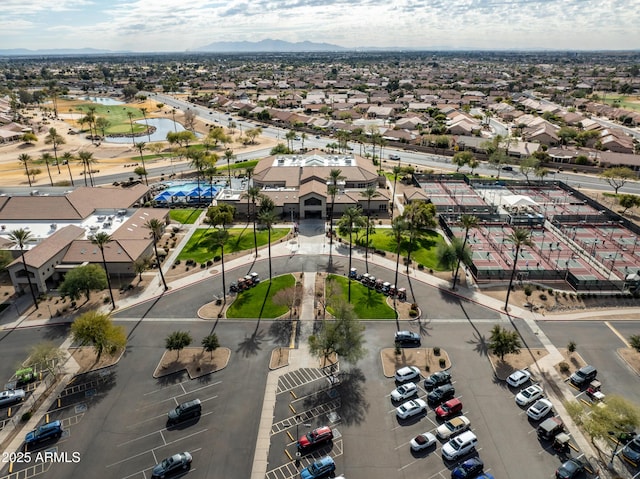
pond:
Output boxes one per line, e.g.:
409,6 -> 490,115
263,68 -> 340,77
79,96 -> 125,106
104,118 -> 197,143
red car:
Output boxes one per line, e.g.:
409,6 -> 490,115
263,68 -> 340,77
297,426 -> 333,451
435,398 -> 463,419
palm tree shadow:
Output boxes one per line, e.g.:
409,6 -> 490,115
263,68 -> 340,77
412,317 -> 433,338
257,283 -> 272,320
236,327 -> 265,358
460,301 -> 488,357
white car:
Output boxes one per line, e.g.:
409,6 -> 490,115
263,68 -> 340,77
436,415 -> 471,440
410,432 -> 437,451
515,384 -> 544,406
396,398 -> 427,419
506,369 -> 531,387
394,366 -> 421,383
391,382 -> 418,402
527,398 -> 553,420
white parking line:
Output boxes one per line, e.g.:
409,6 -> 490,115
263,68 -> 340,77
117,448 -> 202,479
108,431 -> 207,467
138,390 -> 219,410
143,379 -> 222,397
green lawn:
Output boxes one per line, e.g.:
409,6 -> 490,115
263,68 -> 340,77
340,228 -> 447,271
169,209 -> 203,224
73,103 -> 147,135
603,95 -> 640,113
326,275 -> 396,319
217,159 -> 259,172
226,274 -> 295,318
177,226 -> 289,263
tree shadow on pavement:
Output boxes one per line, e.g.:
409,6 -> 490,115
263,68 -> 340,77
334,368 -> 370,426
269,319 -> 293,346
236,327 -> 265,358
461,301 -> 489,357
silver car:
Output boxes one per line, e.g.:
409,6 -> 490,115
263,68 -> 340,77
0,389 -> 25,407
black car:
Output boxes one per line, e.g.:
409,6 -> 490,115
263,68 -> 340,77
427,384 -> 455,405
394,331 -> 421,346
424,371 -> 452,390
622,436 -> 640,464
167,399 -> 201,424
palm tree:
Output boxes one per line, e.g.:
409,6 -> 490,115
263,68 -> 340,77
337,207 -> 365,302
504,227 -> 533,312
140,107 -> 151,143
242,186 -> 262,257
77,150 -> 96,186
126,111 -> 136,147
44,127 -> 64,174
258,208 -> 277,281
187,150 -> 206,204
61,151 -> 75,186
402,202 -> 436,274
359,186 -> 379,272
91,232 -> 116,310
389,217 -> 408,316
144,218 -> 168,291
134,142 -> 148,185
40,152 -> 54,186
171,108 -> 177,132
327,168 -> 345,264
452,215 -> 479,290
211,229 -> 230,304
224,149 -> 235,186
95,117 -> 111,139
18,153 -> 32,187
391,164 -> 403,219
8,228 -> 39,310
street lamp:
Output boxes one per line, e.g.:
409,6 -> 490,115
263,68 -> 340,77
294,416 -> 311,466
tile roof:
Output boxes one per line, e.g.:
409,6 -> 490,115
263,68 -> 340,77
11,225 -> 85,268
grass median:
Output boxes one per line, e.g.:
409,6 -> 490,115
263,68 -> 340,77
226,274 -> 295,318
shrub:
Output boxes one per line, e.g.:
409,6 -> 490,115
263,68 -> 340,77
200,263 -> 206,269
433,346 -> 441,356
523,285 -> 533,298
559,362 -> 570,373
417,264 -> 424,270
395,343 -> 401,355
213,255 -> 221,262
439,358 -> 446,368
548,288 -> 554,295
21,412 -> 32,422
539,293 -> 547,301
207,260 -> 213,267
409,309 -> 418,317
174,259 -> 181,265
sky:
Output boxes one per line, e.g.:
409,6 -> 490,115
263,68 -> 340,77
1,0 -> 639,52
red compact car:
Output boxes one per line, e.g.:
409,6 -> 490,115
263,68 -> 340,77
435,398 -> 463,419
297,426 -> 334,451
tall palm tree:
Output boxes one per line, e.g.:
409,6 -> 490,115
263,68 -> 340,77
210,229 -> 230,305
242,186 -> 262,257
402,201 -> 436,274
187,150 -> 206,204
134,142 -> 148,185
452,215 -> 479,290
18,153 -> 32,187
61,151 -> 75,186
359,186 -> 379,272
140,107 -> 151,143
504,227 -> 533,312
258,208 -> 277,282
337,207 -> 365,302
8,228 -> 38,310
327,168 -> 345,264
77,151 -> 96,186
40,152 -> 54,186
91,232 -> 116,310
144,218 -> 168,291
126,111 -> 136,147
389,217 -> 408,317
171,108 -> 177,132
391,164 -> 403,219
44,127 -> 64,174
203,162 -> 218,206
224,149 -> 235,186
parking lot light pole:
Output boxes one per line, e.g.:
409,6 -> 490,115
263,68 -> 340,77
608,431 -> 622,469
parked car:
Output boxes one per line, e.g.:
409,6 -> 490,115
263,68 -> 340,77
24,420 -> 63,446
436,416 -> 471,440
622,435 -> 640,463
151,452 -> 192,478
390,382 -> 418,402
396,398 -> 427,420
442,431 -> 478,461
570,365 -> 597,388
394,331 -> 421,346
297,426 -> 333,451
167,399 -> 202,424
395,366 -> 421,383
427,384 -> 455,405
451,457 -> 484,479
515,384 -> 544,406
0,389 -> 25,407
436,398 -> 463,419
527,399 -> 553,420
300,456 -> 335,479
424,371 -> 452,390
555,458 -> 584,479
410,432 -> 437,452
506,369 -> 531,387
537,417 -> 565,441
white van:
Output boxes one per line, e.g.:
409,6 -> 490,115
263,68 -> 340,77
442,431 -> 477,461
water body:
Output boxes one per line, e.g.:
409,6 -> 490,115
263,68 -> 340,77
80,96 -> 125,106
104,118 -> 197,143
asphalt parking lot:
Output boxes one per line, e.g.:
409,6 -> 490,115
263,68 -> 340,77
264,319 -> 577,479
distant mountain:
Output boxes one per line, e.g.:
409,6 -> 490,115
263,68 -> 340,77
193,39 -> 347,52
0,48 -> 125,56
